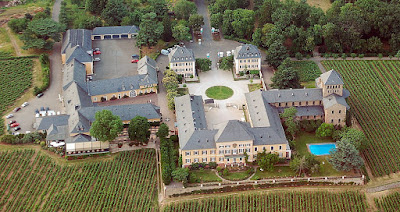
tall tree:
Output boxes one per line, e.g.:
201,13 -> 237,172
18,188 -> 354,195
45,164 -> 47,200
265,41 -> 288,68
219,55 -> 234,71
136,12 -> 164,47
162,15 -> 173,42
174,0 -> 197,20
231,9 -> 255,39
271,67 -> 301,89
280,107 -> 300,138
340,128 -> 367,150
101,0 -> 128,26
21,18 -> 64,50
128,116 -> 150,144
172,24 -> 191,41
86,0 -> 108,15
188,14 -> 204,32
210,12 -> 223,28
89,110 -> 123,142
328,140 -> 364,172
290,153 -> 320,175
148,0 -> 168,20
257,151 -> 279,171
172,168 -> 189,183
316,123 -> 335,138
156,123 -> 170,139
195,58 -> 211,72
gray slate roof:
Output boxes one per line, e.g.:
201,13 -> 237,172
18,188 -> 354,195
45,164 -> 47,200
320,70 -> 344,85
277,106 -> 325,117
67,134 -> 93,143
78,104 -> 161,122
46,125 -> 69,141
262,88 -> 323,103
87,75 -> 152,96
61,29 -> 92,54
234,44 -> 262,60
248,127 -> 288,146
63,59 -> 87,91
65,45 -> 92,64
92,25 -> 139,35
215,120 -> 254,143
323,94 -> 350,109
36,115 -> 70,130
181,130 -> 218,150
169,46 -> 195,63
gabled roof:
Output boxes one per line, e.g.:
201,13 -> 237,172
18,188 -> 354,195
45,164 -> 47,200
68,134 -> 93,143
65,45 -> 92,64
87,75 -> 153,96
234,44 -> 262,59
92,25 -> 139,35
168,46 -> 195,63
181,130 -> 218,150
215,120 -> 254,143
138,56 -> 157,71
323,94 -> 350,109
61,29 -> 92,54
277,106 -> 325,117
63,59 -> 87,91
320,70 -> 344,85
46,125 -> 69,141
36,115 -> 70,130
248,127 -> 288,146
262,88 -> 323,103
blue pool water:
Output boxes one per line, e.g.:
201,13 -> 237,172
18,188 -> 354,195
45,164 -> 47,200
309,143 -> 336,156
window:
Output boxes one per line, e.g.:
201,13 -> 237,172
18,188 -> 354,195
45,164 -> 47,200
185,152 -> 191,156
239,149 -> 244,153
299,102 -> 302,106
219,150 -> 224,154
255,147 -> 258,152
285,103 -> 288,106
194,151 -> 199,155
246,148 -> 251,152
211,157 -> 216,162
339,110 -> 341,114
331,119 -> 334,123
186,159 -> 191,163
225,145 -> 230,148
225,150 -> 231,154
219,145 -> 224,148
239,144 -> 243,147
233,149 -> 237,154
246,144 -> 251,147
332,111 -> 334,114
210,150 -> 216,154
202,158 -> 207,162
227,158 -> 230,162
219,157 -> 224,162
263,147 -> 266,151
278,103 -> 281,106
271,146 -> 274,151
279,146 -> 282,150
194,158 -> 199,163
202,150 -> 207,155
338,119 -> 341,123
94,97 -> 97,101
240,157 -> 243,161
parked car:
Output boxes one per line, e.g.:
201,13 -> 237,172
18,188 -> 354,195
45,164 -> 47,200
161,49 -> 169,55
46,107 -> 50,111
131,59 -> 139,63
14,107 -> 21,112
94,58 -> 101,62
11,123 -> 19,128
14,127 -> 21,131
131,54 -> 139,58
12,132 -> 20,136
35,109 -> 39,114
21,102 -> 29,107
9,120 -> 16,124
40,107 -> 45,111
36,93 -> 44,98
93,50 -> 101,55
94,48 -> 100,51
6,114 -> 14,119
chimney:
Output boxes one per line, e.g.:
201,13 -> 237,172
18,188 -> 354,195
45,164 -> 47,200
291,93 -> 294,96
305,92 -> 308,96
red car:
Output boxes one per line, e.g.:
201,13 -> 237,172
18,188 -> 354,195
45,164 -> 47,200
93,50 -> 101,55
10,123 -> 19,128
131,59 -> 139,63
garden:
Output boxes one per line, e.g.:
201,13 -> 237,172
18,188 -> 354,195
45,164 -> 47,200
205,86 -> 234,100
0,149 -> 158,211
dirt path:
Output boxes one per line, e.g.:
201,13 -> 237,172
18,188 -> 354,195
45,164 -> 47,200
5,26 -> 22,56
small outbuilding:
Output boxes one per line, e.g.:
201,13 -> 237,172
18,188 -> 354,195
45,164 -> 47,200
91,25 -> 139,40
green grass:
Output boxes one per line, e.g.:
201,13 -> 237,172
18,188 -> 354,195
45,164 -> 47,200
289,61 -> 321,82
0,28 -> 15,57
297,0 -> 332,12
251,166 -> 293,180
301,80 -> 316,88
189,169 -> 222,183
222,170 -> 252,181
205,86 -> 234,100
177,87 -> 189,96
248,83 -> 263,92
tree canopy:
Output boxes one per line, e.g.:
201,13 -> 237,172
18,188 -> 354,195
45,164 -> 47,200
189,14 -> 204,32
328,140 -> 364,172
156,123 -> 170,139
136,12 -> 164,47
174,0 -> 197,20
290,153 -> 320,176
257,151 -> 279,171
172,168 -> 189,183
89,110 -> 123,142
21,18 -> 64,50
172,24 -> 191,41
101,0 -> 128,26
219,55 -> 234,71
195,58 -> 212,72
271,67 -> 301,89
128,116 -> 150,144
316,123 -> 335,138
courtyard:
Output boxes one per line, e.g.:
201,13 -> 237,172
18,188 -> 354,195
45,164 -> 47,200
92,39 -> 140,80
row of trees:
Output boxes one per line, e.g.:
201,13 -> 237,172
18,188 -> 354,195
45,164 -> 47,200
162,70 -> 179,110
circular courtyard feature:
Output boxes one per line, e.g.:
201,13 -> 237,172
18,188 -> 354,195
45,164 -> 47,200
205,86 -> 234,100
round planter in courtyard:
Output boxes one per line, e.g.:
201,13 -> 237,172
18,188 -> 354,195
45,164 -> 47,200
205,86 -> 234,100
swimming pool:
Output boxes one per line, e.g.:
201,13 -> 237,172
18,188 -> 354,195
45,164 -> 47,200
308,143 -> 336,156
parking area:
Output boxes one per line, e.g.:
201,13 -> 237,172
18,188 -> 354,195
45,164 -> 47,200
92,39 -> 140,80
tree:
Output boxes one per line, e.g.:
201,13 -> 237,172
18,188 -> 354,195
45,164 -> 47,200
396,50 -> 400,60
280,107 -> 300,138
231,9 -> 255,39
172,168 -> 189,183
219,55 -> 234,71
189,14 -> 204,32
172,24 -> 191,41
162,15 -> 173,42
290,155 -> 307,175
89,110 -> 123,142
162,70 -> 179,91
290,153 -> 320,176
244,150 -> 249,165
328,140 -> 364,172
271,67 -> 301,89
136,12 -> 164,47
128,116 -> 150,144
101,0 -> 128,26
210,12 -> 223,28
156,123 -> 169,139
8,18 -> 28,33
265,41 -> 288,68
340,128 -> 367,150
148,0 -> 168,20
21,18 -> 64,50
366,36 -> 382,53
257,150 -> 279,171
167,90 -> 179,110
174,0 -> 197,20
195,58 -> 211,72
86,0 -> 108,15
76,15 -> 103,30
252,28 -> 263,47
316,123 -> 335,138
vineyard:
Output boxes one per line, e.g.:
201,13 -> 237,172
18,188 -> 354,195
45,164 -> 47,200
163,191 -> 367,212
375,192 -> 400,212
0,58 -> 33,135
289,61 -> 321,82
322,60 -> 400,177
0,149 -> 158,211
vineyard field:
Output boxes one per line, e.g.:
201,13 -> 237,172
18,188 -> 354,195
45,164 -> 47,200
0,149 -> 158,211
375,192 -> 400,212
322,60 -> 400,177
163,191 -> 367,212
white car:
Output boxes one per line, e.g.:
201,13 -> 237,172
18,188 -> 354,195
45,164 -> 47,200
161,49 -> 170,55
21,102 -> 29,107
226,51 -> 232,57
94,58 -> 101,62
6,114 -> 14,119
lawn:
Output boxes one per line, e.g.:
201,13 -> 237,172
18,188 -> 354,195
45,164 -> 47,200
251,166 -> 293,180
301,80 -> 316,88
248,83 -> 263,92
189,169 -> 222,183
205,86 -> 234,100
222,170 -> 253,181
0,28 -> 15,57
289,61 -> 321,82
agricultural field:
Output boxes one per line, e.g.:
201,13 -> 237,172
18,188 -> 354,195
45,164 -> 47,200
0,149 -> 158,211
163,191 -> 367,212
0,58 -> 33,135
289,61 -> 321,82
322,60 -> 400,177
375,192 -> 400,212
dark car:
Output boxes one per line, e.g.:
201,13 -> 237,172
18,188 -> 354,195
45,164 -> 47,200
35,109 -> 39,114
131,54 -> 139,59
14,107 -> 21,112
37,93 -> 44,98
46,107 -> 50,111
40,107 -> 45,111
14,126 -> 21,131
9,120 -> 16,124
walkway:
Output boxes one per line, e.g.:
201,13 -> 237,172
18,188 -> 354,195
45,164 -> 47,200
366,181 -> 400,193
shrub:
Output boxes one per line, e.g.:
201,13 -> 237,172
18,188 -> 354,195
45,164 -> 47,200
40,141 -> 46,147
123,94 -> 129,98
358,54 -> 364,58
110,96 -> 117,100
101,97 -> 106,102
295,52 -> 303,60
223,168 -> 229,176
332,54 -> 339,59
183,84 -> 187,87
216,166 -> 222,172
208,162 -> 217,169
350,53 -> 357,58
341,53 -> 347,59
378,53 -> 383,59
129,142 -> 134,146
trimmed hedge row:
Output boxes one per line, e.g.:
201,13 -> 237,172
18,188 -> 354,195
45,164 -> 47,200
33,54 -> 50,95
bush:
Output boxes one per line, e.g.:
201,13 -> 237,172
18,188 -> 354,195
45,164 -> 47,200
341,53 -> 347,59
40,141 -> 46,147
33,54 -> 50,95
223,168 -> 229,176
216,166 -> 222,172
378,53 -> 383,59
190,162 -> 207,170
129,142 -> 134,146
183,84 -> 187,87
110,96 -> 117,100
358,54 -> 364,58
8,18 -> 28,33
295,52 -> 303,60
170,135 -> 179,142
332,53 -> 339,59
208,162 -> 217,169
350,53 -> 357,58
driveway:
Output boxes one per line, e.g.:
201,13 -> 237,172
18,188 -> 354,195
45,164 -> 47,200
92,39 -> 139,80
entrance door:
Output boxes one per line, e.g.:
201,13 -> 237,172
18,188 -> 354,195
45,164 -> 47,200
130,90 -> 137,97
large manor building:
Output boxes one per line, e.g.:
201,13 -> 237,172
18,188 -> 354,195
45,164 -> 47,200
176,70 -> 350,167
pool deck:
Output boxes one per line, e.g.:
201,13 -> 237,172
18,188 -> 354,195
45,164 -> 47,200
307,142 -> 337,156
